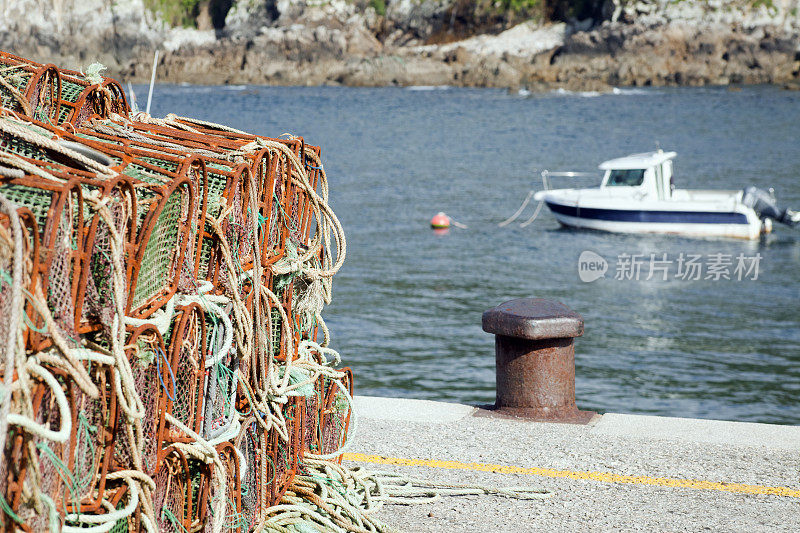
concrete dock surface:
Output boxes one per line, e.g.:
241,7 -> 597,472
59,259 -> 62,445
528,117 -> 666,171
344,396 -> 800,532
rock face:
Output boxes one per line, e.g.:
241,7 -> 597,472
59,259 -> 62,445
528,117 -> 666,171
547,22 -> 799,88
0,0 -> 164,70
1,0 -> 799,90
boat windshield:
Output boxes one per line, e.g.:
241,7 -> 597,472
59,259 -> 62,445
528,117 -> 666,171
607,169 -> 645,186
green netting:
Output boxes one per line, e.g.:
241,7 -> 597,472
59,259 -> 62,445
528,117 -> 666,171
0,72 -> 30,111
205,165 -> 234,218
57,105 -> 71,124
0,71 -> 29,90
0,183 -> 53,227
129,186 -> 160,237
53,79 -> 89,125
60,80 -> 86,103
197,242 -> 212,282
0,65 -> 27,82
70,407 -> 101,503
205,172 -> 228,212
122,162 -> 171,185
131,189 -> 183,311
140,156 -> 179,173
186,459 -> 204,526
0,129 -> 58,164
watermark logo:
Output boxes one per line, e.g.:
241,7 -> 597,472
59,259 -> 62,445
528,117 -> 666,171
578,251 -> 762,282
578,250 -> 608,282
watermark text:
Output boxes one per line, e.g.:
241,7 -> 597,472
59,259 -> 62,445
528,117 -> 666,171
578,251 -> 762,282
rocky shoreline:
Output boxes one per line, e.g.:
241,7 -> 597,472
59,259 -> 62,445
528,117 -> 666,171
2,1 -> 799,91
146,21 -> 800,91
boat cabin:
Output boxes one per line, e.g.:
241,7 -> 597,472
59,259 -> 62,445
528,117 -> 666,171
599,150 -> 677,200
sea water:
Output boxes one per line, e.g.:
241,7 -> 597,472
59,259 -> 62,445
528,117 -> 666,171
146,84 -> 800,424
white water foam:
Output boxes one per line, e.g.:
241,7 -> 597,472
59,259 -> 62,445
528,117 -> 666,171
406,86 -> 451,91
546,87 -> 654,97
553,88 -> 602,97
612,87 -> 651,95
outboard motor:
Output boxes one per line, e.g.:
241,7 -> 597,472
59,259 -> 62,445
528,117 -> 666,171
742,186 -> 800,227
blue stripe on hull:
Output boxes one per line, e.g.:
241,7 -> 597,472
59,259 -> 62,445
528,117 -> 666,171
546,202 -> 749,225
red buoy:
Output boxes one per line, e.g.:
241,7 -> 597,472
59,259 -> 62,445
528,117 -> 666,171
430,212 -> 450,229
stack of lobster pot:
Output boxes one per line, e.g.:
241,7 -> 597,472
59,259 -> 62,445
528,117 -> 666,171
0,51 -> 352,533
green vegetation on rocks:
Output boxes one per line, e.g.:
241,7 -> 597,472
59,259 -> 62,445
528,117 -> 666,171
498,0 -> 542,14
145,0 -> 202,27
145,0 -> 233,29
370,0 -> 387,16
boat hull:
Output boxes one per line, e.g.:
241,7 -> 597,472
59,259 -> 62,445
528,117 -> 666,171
546,201 -> 765,239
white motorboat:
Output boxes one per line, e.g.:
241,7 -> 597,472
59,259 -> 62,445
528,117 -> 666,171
532,150 -> 799,239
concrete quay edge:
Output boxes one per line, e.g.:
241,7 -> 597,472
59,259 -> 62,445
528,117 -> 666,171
353,395 -> 800,450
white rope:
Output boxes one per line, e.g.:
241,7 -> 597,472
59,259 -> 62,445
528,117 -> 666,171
0,116 -> 115,177
166,412 -> 227,533
0,193 -> 24,469
519,199 -> 544,228
0,164 -> 24,178
62,476 -> 139,531
176,292 -> 233,367
498,189 -> 535,227
0,105 -> 365,531
124,294 -> 175,336
7,360 -> 71,443
364,471 -> 552,504
207,416 -> 241,447
0,151 -> 63,182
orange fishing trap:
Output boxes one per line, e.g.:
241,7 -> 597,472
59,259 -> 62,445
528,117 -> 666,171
0,51 -> 351,532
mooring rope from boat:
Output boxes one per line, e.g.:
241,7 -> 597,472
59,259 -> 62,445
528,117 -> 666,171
499,170 -> 561,228
498,189 -> 534,227
519,198 -> 544,228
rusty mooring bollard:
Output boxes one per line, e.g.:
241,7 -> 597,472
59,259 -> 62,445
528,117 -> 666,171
482,298 -> 596,423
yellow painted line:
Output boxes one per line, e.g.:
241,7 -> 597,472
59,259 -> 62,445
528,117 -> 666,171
342,453 -> 800,499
